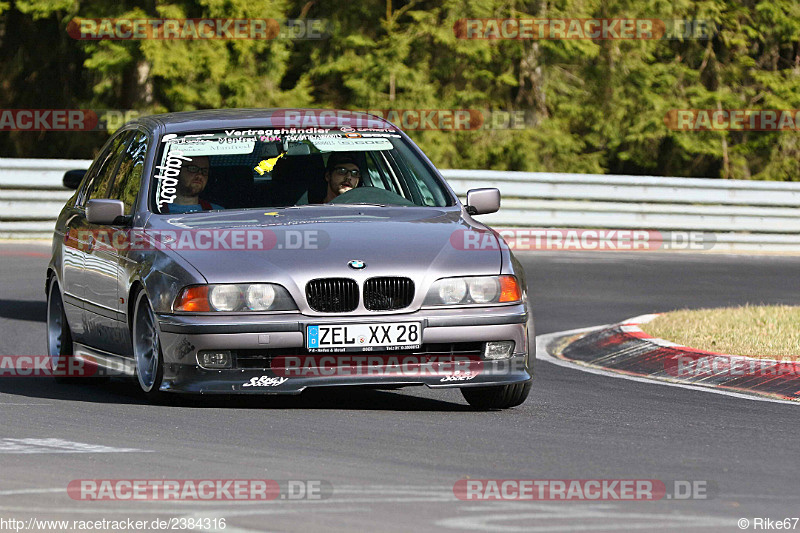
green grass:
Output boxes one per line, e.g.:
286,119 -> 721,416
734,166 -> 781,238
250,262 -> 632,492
639,305 -> 800,359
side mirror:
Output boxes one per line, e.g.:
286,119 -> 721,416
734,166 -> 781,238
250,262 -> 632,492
63,170 -> 86,190
465,188 -> 500,215
86,199 -> 125,225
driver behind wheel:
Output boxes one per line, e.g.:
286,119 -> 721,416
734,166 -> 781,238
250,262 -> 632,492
323,152 -> 362,202
167,155 -> 224,213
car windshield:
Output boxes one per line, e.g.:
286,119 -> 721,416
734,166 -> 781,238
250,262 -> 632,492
151,127 -> 452,214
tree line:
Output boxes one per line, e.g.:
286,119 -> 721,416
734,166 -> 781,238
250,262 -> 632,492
1,0 -> 799,180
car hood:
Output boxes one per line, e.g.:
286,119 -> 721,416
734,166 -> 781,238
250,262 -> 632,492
145,207 -> 502,287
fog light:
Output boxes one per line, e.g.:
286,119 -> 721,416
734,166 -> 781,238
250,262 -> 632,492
483,341 -> 515,360
198,350 -> 232,369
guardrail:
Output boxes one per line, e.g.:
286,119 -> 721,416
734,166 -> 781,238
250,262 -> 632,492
2,158 -> 799,250
0,159 -> 92,238
443,170 -> 800,251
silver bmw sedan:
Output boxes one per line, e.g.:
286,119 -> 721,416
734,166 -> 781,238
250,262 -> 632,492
46,109 -> 533,408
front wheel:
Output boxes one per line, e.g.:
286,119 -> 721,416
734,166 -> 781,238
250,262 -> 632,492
461,381 -> 531,409
47,279 -> 73,382
132,291 -> 164,395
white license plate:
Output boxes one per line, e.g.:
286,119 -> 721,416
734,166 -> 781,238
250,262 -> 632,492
306,322 -> 422,352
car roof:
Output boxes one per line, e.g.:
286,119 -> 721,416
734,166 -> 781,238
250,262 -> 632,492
130,108 -> 396,135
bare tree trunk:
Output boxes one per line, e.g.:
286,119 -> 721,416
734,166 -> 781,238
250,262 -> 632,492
514,1 -> 548,126
717,102 -> 729,178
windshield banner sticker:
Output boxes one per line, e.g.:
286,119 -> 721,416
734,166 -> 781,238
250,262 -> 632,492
170,138 -> 255,155
310,137 -> 393,151
154,150 -> 191,209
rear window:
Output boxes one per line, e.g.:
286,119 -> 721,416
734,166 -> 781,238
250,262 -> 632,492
150,128 -> 452,214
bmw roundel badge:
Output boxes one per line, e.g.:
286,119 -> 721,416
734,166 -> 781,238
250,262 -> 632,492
348,260 -> 366,269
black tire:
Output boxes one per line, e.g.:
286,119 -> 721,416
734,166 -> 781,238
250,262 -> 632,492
461,381 -> 531,409
131,290 -> 166,400
47,278 -> 76,384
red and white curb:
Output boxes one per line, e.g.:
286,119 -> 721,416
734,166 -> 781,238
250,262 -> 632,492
536,315 -> 800,406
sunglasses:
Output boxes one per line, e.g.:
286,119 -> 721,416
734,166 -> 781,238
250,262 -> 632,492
333,167 -> 361,178
185,165 -> 210,176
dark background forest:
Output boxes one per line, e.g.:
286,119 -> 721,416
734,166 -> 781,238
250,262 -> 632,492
1,0 -> 799,180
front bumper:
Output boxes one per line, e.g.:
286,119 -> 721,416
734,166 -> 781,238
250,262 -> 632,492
155,305 -> 533,394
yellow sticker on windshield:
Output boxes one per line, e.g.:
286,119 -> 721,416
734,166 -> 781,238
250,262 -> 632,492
254,152 -> 285,175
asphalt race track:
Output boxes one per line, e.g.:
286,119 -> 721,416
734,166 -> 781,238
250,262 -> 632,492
1,241 -> 799,532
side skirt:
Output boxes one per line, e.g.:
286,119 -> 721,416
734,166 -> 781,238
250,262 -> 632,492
73,343 -> 136,377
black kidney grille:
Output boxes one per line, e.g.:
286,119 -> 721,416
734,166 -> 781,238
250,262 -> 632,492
306,278 -> 359,312
364,277 -> 414,311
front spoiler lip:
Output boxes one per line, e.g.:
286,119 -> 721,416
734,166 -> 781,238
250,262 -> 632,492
159,361 -> 532,394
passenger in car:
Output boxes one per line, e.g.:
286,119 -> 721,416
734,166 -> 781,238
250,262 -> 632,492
167,155 -> 224,213
322,152 -> 362,202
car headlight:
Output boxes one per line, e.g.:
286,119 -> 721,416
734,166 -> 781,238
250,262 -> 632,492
209,285 -> 242,311
438,278 -> 467,304
174,284 -> 297,312
468,277 -> 500,303
423,275 -> 521,306
245,284 -> 276,311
